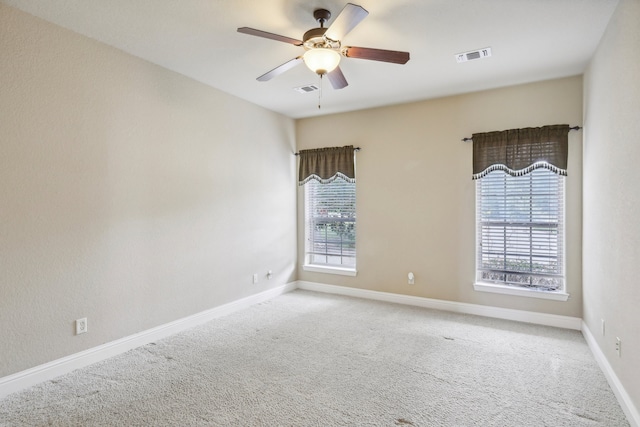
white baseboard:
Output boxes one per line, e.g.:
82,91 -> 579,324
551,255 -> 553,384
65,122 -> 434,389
295,281 -> 583,330
6,279 -> 634,427
296,281 -> 638,425
582,322 -> 639,427
0,282 -> 297,399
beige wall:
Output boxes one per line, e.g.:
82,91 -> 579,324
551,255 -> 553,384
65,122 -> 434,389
297,76 -> 583,317
583,0 -> 640,411
0,5 -> 297,377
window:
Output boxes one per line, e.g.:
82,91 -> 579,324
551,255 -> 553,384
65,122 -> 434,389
304,177 -> 356,271
476,167 -> 565,293
298,145 -> 357,275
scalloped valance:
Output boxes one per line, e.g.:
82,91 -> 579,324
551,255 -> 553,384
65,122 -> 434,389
472,124 -> 569,179
298,145 -> 356,186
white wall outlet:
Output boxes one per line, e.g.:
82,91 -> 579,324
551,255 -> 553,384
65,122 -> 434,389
76,318 -> 88,335
253,273 -> 258,284
615,337 -> 621,357
267,270 -> 273,280
601,319 -> 605,336
408,272 -> 415,285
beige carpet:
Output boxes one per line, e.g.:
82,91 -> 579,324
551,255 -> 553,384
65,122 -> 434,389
0,290 -> 629,426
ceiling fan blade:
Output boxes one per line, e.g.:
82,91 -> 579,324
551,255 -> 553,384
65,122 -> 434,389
257,57 -> 303,81
237,27 -> 303,46
324,3 -> 369,41
326,66 -> 348,89
344,46 -> 410,64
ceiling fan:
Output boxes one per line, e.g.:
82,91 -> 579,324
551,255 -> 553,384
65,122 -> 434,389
237,3 -> 410,90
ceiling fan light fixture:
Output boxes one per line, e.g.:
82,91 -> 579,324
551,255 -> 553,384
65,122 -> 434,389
303,48 -> 341,75
238,2 -> 409,91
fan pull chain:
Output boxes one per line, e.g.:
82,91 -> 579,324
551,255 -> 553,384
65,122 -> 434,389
318,74 -> 323,109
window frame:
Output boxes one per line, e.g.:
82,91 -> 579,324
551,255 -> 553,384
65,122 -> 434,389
474,167 -> 569,301
303,177 -> 357,276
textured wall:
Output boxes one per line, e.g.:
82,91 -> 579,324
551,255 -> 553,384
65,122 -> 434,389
297,76 -> 583,317
0,4 -> 297,377
583,0 -> 640,412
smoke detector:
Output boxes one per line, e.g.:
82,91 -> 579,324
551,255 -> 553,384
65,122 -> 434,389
455,47 -> 492,63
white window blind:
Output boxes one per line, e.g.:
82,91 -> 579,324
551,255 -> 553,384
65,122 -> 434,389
476,168 -> 564,291
305,178 -> 356,267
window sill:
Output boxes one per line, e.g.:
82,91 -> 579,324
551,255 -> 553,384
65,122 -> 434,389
473,282 -> 570,301
303,264 -> 357,277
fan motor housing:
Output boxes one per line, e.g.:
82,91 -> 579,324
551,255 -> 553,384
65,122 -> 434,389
303,27 -> 341,50
303,8 -> 341,50
302,28 -> 327,49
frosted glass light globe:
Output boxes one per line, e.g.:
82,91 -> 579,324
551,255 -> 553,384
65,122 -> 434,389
303,48 -> 341,75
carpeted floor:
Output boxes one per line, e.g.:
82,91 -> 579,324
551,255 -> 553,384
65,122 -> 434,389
0,290 -> 629,426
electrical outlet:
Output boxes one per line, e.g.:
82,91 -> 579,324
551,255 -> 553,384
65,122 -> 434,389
267,270 -> 273,280
253,273 -> 258,284
615,337 -> 621,357
601,319 -> 605,336
76,318 -> 88,335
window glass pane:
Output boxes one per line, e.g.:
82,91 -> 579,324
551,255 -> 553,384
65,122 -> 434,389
305,178 -> 356,267
476,168 -> 564,291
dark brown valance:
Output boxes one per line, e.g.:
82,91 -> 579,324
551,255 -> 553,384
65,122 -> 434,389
472,124 -> 569,179
298,145 -> 356,185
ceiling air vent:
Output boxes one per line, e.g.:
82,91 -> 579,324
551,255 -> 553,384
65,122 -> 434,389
455,47 -> 492,63
293,84 -> 319,94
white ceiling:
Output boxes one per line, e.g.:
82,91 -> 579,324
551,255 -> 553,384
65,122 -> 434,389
2,0 -> 619,119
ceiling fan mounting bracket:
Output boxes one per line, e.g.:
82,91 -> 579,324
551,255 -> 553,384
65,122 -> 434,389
313,9 -> 331,27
